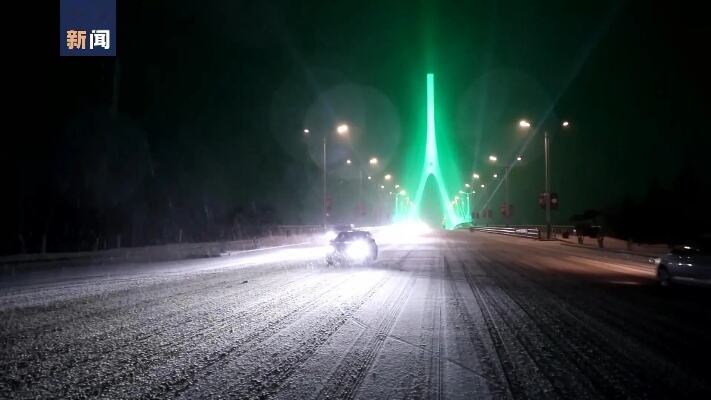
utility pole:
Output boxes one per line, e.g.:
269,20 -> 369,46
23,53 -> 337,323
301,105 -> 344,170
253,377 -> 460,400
544,131 -> 551,239
504,166 -> 510,227
322,136 -> 327,228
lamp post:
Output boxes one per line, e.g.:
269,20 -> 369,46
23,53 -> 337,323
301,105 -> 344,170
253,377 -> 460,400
544,130 -> 551,239
504,165 -> 510,226
519,119 -> 569,239
306,123 -> 349,227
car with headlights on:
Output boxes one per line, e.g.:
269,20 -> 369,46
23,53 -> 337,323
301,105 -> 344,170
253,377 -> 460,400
326,230 -> 378,266
655,240 -> 711,287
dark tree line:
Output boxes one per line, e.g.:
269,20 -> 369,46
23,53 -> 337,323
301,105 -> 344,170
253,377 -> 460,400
573,165 -> 711,244
1,103 -> 319,256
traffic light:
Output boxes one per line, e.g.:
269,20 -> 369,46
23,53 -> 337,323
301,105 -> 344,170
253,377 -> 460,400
538,193 -> 559,210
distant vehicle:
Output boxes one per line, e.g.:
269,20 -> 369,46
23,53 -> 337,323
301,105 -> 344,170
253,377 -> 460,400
655,241 -> 711,287
326,230 -> 378,266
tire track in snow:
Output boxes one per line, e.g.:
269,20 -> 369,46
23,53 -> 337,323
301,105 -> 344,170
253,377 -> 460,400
443,256 -> 513,399
210,251 -> 417,400
478,251 -> 709,397
468,258 -> 601,399
1,268 -> 324,398
315,272 -> 417,400
99,270 -> 364,399
428,283 -> 444,400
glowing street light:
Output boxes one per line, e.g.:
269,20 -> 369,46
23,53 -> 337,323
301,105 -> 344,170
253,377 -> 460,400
346,159 -> 351,165
312,124 -> 351,226
303,128 -> 310,134
367,176 -> 372,180
336,124 -> 349,134
472,173 -> 480,179
493,173 -> 498,178
481,184 -> 485,188
384,174 -> 392,181
519,120 -> 531,128
369,157 -> 378,165
464,183 -> 471,188
489,155 -> 497,162
395,184 -> 400,188
516,155 -> 523,161
399,190 -> 406,195
562,121 -> 570,127
380,185 -> 385,189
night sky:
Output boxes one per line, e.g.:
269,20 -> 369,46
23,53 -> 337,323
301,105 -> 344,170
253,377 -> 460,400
3,0 -> 710,252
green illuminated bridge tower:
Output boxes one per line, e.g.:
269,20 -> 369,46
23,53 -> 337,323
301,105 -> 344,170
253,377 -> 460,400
400,73 -> 467,228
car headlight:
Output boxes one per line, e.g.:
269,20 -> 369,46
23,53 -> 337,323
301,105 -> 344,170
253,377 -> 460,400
346,240 -> 370,259
324,230 -> 338,241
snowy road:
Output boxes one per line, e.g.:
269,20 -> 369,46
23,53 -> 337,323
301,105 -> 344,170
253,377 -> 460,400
1,230 -> 710,399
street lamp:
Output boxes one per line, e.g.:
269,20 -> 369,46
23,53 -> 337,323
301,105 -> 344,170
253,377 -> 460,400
367,176 -> 372,180
336,124 -> 349,134
489,155 -> 497,162
384,174 -> 392,181
517,118 -> 571,239
516,155 -> 523,161
369,157 -> 378,165
309,124 -> 350,227
472,173 -> 480,179
464,183 -> 471,188
346,159 -> 351,165
395,184 -> 400,188
493,173 -> 498,179
481,184 -> 485,188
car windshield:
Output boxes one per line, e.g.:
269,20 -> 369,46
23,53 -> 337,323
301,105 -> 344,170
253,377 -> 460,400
334,231 -> 369,242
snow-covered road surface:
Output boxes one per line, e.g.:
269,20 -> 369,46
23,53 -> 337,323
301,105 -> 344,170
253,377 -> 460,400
1,230 -> 710,399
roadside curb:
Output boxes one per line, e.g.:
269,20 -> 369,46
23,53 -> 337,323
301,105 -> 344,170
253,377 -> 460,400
559,240 -> 660,259
0,236 -> 317,268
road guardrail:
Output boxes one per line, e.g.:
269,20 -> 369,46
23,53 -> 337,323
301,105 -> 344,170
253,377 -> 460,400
469,226 -> 541,239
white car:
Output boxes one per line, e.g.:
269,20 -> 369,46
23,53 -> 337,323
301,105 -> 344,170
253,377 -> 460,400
655,242 -> 711,287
